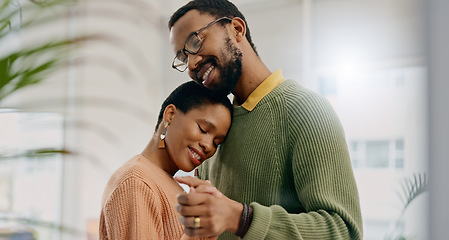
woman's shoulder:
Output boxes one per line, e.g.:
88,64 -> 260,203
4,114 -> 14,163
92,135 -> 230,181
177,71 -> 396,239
109,154 -> 181,189
107,155 -> 152,184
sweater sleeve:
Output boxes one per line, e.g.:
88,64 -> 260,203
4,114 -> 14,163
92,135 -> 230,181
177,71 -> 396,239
101,177 -> 163,240
243,92 -> 363,240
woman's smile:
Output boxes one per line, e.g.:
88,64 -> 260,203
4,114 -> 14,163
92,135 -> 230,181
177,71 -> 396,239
188,146 -> 204,166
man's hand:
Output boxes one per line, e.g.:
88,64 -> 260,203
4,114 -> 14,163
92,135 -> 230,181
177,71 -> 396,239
174,176 -> 243,237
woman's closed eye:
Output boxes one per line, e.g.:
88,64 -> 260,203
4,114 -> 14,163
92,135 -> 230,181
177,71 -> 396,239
197,123 -> 207,134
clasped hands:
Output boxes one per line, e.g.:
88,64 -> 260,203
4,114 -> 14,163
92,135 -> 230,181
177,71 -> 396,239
175,176 -> 243,238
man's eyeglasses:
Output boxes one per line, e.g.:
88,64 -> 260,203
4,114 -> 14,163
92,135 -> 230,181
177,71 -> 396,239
172,17 -> 233,72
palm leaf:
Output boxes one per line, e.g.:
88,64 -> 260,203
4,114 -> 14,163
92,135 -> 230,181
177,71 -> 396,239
1,0 -> 84,101
385,172 -> 429,240
0,148 -> 71,160
0,36 -> 108,101
397,172 -> 428,216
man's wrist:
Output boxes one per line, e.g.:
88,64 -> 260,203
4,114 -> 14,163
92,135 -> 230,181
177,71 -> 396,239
229,200 -> 244,234
235,203 -> 253,238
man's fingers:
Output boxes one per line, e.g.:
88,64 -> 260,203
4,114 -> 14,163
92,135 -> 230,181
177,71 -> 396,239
175,203 -> 209,217
178,216 -> 211,228
179,216 -> 216,238
175,192 -> 213,217
175,177 -> 221,196
174,176 -> 212,188
177,192 -> 210,205
194,185 -> 222,197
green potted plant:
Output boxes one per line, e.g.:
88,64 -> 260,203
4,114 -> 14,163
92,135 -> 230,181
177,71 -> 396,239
1,0 -> 153,238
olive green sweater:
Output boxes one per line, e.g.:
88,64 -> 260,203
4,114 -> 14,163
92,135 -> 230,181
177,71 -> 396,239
198,79 -> 363,239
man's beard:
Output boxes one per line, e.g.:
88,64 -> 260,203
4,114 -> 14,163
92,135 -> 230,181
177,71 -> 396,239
197,38 -> 242,96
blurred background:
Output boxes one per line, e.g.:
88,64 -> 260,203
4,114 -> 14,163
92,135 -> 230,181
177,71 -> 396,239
0,0 -> 447,239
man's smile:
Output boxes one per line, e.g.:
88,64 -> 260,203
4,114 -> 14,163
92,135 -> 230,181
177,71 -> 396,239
196,62 -> 216,87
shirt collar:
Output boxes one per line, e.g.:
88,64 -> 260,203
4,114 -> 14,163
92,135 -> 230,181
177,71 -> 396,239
236,69 -> 285,111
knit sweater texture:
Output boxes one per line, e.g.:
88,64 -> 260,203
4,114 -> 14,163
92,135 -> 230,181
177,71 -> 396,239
198,79 -> 363,239
99,154 -> 214,240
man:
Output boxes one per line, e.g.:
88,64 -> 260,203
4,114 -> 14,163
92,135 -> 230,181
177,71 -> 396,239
169,0 -> 363,239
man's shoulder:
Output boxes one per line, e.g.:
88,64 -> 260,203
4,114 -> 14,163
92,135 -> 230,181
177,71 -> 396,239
270,79 -> 328,109
270,80 -> 340,128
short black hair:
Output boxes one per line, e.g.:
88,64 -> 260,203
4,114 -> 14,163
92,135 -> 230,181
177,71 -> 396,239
168,0 -> 258,56
155,81 -> 233,131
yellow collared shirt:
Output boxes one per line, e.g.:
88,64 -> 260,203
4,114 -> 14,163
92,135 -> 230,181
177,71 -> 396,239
236,69 -> 285,111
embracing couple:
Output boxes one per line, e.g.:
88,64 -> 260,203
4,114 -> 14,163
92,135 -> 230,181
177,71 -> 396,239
99,0 -> 363,239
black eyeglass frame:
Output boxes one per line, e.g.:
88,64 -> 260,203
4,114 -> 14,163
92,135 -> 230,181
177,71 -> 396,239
172,17 -> 233,72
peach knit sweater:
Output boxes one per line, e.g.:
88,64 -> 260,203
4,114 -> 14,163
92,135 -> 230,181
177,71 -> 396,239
99,154 -> 210,240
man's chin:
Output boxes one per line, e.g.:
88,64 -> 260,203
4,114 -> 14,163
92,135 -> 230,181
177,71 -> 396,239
194,76 -> 216,89
192,78 -> 206,87
210,84 -> 233,96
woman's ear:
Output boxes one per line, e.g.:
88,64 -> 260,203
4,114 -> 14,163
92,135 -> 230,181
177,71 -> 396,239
231,17 -> 246,42
163,104 -> 177,124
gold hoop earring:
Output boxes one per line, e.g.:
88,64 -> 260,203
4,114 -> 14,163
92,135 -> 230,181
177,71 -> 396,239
158,122 -> 169,149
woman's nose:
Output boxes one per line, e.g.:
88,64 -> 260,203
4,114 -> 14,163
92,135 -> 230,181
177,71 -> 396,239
199,137 -> 214,155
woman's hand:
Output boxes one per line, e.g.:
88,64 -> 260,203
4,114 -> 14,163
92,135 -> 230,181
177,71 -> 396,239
174,176 -> 243,238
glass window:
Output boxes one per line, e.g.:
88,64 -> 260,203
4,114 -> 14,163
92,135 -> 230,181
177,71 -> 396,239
0,110 -> 64,239
396,139 -> 404,150
366,141 -> 390,168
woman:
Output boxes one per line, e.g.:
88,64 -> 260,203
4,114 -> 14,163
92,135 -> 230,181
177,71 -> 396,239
99,81 -> 232,239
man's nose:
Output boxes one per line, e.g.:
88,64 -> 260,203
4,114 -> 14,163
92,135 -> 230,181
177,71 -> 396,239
187,53 -> 203,73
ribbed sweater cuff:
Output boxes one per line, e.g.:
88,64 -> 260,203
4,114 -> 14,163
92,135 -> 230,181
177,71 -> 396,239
242,203 -> 272,240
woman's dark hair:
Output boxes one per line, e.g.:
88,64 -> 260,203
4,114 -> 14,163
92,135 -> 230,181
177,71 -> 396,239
155,81 -> 233,131
168,0 -> 258,56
